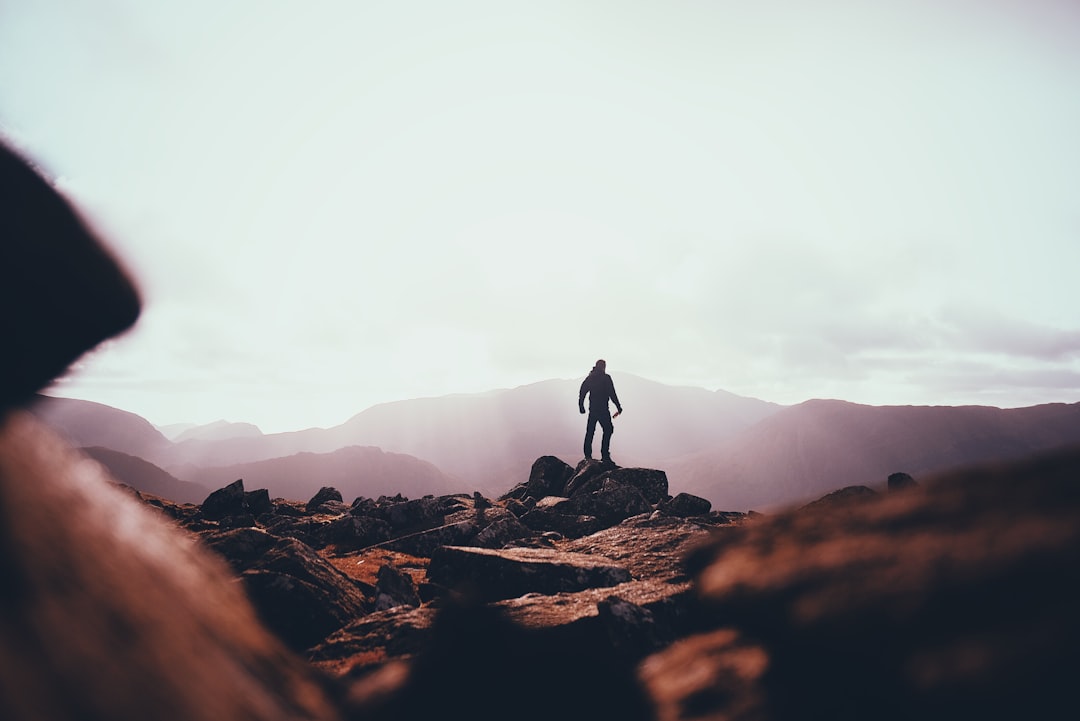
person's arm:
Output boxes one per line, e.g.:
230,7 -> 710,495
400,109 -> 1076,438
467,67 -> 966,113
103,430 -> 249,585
608,375 -> 622,413
578,378 -> 588,414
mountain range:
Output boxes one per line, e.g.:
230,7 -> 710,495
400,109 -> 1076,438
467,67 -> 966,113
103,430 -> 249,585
28,375 -> 1080,511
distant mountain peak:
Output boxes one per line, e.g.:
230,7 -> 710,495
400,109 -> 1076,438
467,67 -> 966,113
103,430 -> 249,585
175,420 -> 264,442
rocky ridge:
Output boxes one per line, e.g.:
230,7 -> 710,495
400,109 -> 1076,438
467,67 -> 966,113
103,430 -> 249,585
142,455 -> 730,676
128,444 -> 1080,720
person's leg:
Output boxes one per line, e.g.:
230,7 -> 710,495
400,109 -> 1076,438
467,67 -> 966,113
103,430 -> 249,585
584,414 -> 598,459
599,412 -> 614,461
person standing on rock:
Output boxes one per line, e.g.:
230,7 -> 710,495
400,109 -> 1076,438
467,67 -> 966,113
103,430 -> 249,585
578,359 -> 622,463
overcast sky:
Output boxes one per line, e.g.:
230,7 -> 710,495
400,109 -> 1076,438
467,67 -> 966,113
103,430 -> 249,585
3,0 -> 1079,433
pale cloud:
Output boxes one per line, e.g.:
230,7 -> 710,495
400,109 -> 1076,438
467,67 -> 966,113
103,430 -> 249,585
6,0 -> 1080,431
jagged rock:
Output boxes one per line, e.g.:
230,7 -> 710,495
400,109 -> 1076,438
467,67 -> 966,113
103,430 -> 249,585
525,455 -> 575,498
503,497 -> 530,517
564,478 -> 654,527
472,512 -> 535,549
564,458 -> 616,497
605,467 -> 670,505
200,479 -> 275,523
200,479 -> 246,520
321,513 -> 393,551
234,536 -> 368,651
519,507 -> 605,538
374,564 -> 421,611
307,486 -> 344,512
659,492 -> 712,517
260,515 -> 333,548
243,488 -> 273,516
426,545 -> 631,601
384,520 -> 477,557
202,527 -> 279,569
375,496 -> 447,533
597,594 -> 664,658
888,471 -> 917,492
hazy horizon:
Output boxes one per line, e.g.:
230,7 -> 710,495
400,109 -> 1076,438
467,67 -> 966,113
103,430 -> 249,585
4,1 -> 1079,433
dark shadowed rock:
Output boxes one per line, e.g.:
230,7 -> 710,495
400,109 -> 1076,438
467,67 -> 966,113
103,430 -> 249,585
659,492 -> 712,517
598,594 -> 664,658
564,477 -> 654,526
564,458 -> 617,497
200,479 -> 247,520
321,513 -> 393,551
202,527 -> 279,569
525,455 -> 575,498
472,509 -> 535,548
214,535 -> 368,652
888,471 -> 917,492
342,600 -> 655,721
374,564 -> 421,611
376,496 -> 446,534
604,467 -> 670,505
520,507 -> 605,538
306,486 -> 344,512
384,521 -> 478,557
244,487 -> 273,516
427,545 -> 631,601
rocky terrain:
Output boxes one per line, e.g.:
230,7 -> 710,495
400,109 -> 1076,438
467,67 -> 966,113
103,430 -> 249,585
4,138 -> 1077,721
125,445 -> 1080,721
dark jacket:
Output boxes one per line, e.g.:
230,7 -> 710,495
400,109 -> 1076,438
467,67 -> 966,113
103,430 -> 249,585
579,372 -> 622,415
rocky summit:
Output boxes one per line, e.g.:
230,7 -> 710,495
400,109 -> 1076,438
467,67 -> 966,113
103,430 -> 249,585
118,446 -> 1080,721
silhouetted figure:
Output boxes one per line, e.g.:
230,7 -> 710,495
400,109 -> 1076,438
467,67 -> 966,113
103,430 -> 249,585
578,359 -> 622,463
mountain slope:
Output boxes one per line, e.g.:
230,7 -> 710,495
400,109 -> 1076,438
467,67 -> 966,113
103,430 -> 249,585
29,395 -> 173,459
181,445 -> 464,502
174,420 -> 264,442
79,446 -> 211,505
154,374 -> 781,494
667,399 -> 1080,511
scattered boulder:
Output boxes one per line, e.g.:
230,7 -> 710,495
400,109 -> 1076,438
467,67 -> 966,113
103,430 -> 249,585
226,536 -> 369,651
472,510 -> 535,549
244,488 -> 273,516
200,479 -> 247,520
307,486 -> 344,512
564,477 -> 654,526
374,564 -> 421,611
564,458 -> 616,497
525,455 -> 575,498
200,479 -> 275,523
659,492 -> 712,517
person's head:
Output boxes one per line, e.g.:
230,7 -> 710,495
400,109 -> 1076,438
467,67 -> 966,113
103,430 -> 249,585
593,359 -> 606,373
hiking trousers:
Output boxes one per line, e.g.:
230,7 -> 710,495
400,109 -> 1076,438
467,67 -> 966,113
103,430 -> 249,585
584,409 -> 614,460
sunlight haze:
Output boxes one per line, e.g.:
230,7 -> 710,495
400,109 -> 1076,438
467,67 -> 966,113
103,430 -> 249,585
2,0 -> 1078,432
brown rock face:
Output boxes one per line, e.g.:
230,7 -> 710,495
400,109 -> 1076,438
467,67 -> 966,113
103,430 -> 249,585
644,445 -> 1080,721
